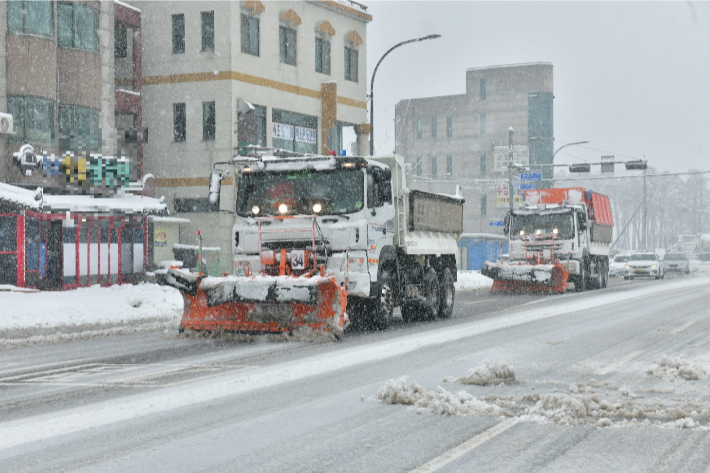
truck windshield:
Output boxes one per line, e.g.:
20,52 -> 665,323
510,212 -> 574,239
236,169 -> 364,217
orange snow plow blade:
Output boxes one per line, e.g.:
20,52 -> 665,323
482,262 -> 569,294
166,269 -> 349,339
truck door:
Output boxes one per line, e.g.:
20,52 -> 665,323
366,167 -> 395,281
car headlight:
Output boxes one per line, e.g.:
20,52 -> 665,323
625,264 -> 631,269
651,265 -> 657,269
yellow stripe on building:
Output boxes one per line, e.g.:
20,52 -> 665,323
143,71 -> 367,110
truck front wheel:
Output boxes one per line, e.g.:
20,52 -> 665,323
438,268 -> 455,319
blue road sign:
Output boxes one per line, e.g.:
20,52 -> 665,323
517,182 -> 536,190
489,220 -> 505,227
520,172 -> 542,181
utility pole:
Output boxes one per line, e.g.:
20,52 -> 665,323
508,127 -> 514,212
643,167 -> 647,249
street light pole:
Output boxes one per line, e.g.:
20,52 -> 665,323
369,34 -> 441,156
508,127 -> 514,212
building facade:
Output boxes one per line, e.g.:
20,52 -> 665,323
136,0 -> 372,272
394,63 -> 553,234
0,1 -> 165,289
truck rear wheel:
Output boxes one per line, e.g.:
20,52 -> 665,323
438,268 -> 455,319
401,268 -> 439,322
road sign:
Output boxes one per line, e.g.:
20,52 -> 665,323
520,172 -> 542,181
489,220 -> 505,227
517,182 -> 535,190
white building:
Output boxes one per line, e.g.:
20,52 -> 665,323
136,0 -> 372,271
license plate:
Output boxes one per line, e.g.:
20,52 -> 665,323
635,270 -> 646,274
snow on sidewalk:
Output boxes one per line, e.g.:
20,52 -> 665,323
0,283 -> 183,346
455,271 -> 493,292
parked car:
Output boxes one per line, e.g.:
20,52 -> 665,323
609,254 -> 629,277
662,253 -> 690,275
624,252 -> 664,280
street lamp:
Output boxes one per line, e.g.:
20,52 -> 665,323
550,140 -> 589,187
369,34 -> 441,156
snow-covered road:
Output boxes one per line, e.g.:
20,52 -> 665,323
2,275 -> 710,471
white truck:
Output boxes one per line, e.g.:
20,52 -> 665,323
214,152 -> 464,330
482,187 -> 614,292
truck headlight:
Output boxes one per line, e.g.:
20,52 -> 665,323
650,265 -> 657,269
625,264 -> 631,269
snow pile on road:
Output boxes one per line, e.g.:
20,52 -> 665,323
524,393 -> 591,425
0,283 -> 183,346
646,354 -> 707,381
457,360 -> 516,386
372,376 -> 508,417
455,271 -> 493,292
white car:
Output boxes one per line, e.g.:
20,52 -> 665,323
662,253 -> 690,275
609,254 -> 629,277
624,252 -> 664,280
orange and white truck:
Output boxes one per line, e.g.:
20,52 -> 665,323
482,187 -> 614,292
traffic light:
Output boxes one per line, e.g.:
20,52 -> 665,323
624,160 -> 647,170
569,163 -> 591,173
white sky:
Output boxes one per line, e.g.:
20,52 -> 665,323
365,1 -> 710,173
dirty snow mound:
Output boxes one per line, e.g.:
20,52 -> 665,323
646,354 -> 707,381
372,376 -> 509,417
457,360 -> 516,386
525,393 -> 591,425
455,271 -> 493,292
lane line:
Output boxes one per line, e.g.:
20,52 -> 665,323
410,418 -> 520,472
595,350 -> 645,375
671,321 -> 696,334
0,277 -> 708,451
464,299 -> 495,305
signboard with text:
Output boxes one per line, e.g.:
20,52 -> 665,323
494,145 -> 529,172
496,185 -> 524,208
272,122 -> 294,141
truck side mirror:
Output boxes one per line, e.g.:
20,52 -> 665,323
208,170 -> 229,209
577,212 -> 587,231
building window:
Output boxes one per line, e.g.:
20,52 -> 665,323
143,127 -> 149,143
115,25 -> 127,58
447,116 -> 453,137
416,159 -> 422,177
203,101 -> 215,141
241,14 -> 259,56
481,194 -> 487,216
172,14 -> 185,54
431,156 -> 437,177
480,113 -> 487,135
201,11 -> 214,52
431,117 -> 437,140
175,198 -> 216,213
8,1 -> 54,38
58,104 -> 99,136
416,118 -> 422,139
272,109 -> 318,154
7,95 -> 54,144
315,37 -> 331,75
480,154 -> 487,174
480,78 -> 487,100
237,104 -> 267,152
279,25 -> 297,66
58,2 -> 98,52
344,46 -> 358,82
447,155 -> 453,176
173,103 -> 186,142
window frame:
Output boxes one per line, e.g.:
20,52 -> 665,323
447,116 -> 453,137
431,156 -> 437,177
481,194 -> 487,216
416,118 -> 422,139
172,13 -> 185,54
480,113 -> 487,135
344,45 -> 359,82
480,154 -> 487,174
201,11 -> 214,52
115,24 -> 128,58
431,117 -> 437,140
8,0 -> 54,38
173,103 -> 186,142
58,2 -> 99,52
240,13 -> 260,56
279,25 -> 297,66
202,101 -> 216,141
480,78 -> 487,100
7,94 -> 55,144
315,37 -> 331,75
446,155 -> 453,176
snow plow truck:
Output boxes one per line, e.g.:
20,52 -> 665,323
166,152 -> 463,338
481,187 -> 613,293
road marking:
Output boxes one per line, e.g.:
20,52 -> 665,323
595,350 -> 645,375
464,299 -> 495,305
410,418 -> 520,472
1,277 -> 708,451
671,321 -> 696,334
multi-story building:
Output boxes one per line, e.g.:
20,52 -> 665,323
137,0 -> 372,272
0,1 -> 165,289
394,63 -> 554,234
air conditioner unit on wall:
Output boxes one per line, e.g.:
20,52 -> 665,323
0,112 -> 14,135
